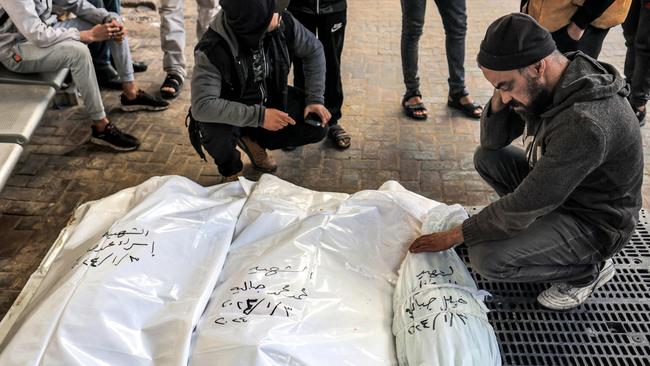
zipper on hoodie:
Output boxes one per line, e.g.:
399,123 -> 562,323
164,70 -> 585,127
259,46 -> 268,104
316,0 -> 320,14
259,83 -> 266,104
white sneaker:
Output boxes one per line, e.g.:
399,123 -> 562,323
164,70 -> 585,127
537,259 -> 615,311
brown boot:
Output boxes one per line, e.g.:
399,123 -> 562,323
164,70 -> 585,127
237,136 -> 277,173
221,171 -> 243,183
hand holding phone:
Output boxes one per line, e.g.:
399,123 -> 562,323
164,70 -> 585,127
304,112 -> 322,127
303,104 -> 331,127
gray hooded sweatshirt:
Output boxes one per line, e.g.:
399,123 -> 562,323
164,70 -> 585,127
463,52 -> 643,256
190,11 -> 326,128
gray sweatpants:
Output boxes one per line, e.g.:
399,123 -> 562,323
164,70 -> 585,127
0,16 -> 134,121
158,0 -> 219,79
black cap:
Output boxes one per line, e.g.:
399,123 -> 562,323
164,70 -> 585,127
477,13 -> 556,71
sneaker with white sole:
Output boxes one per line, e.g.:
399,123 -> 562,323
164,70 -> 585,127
120,90 -> 169,112
90,122 -> 140,151
537,258 -> 615,310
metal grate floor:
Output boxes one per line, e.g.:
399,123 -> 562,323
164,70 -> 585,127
459,208 -> 650,366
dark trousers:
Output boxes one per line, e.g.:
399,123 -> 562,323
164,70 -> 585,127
467,146 -> 604,286
197,87 -> 327,176
292,10 -> 346,126
552,24 -> 610,59
400,0 -> 468,98
87,0 -> 120,67
623,0 -> 650,107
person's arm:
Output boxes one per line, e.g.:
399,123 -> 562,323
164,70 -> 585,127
0,0 -> 81,47
289,13 -> 326,107
53,0 -> 109,25
462,116 -> 606,246
479,91 -> 526,150
191,51 -> 265,128
571,0 -> 616,30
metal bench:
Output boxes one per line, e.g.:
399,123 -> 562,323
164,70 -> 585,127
0,64 -> 68,89
0,84 -> 56,145
0,143 -> 23,190
0,65 -> 70,192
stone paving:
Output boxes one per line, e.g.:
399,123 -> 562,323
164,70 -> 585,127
0,0 -> 648,318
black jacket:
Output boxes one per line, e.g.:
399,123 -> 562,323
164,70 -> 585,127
190,10 -> 325,128
288,0 -> 346,15
463,52 -> 643,257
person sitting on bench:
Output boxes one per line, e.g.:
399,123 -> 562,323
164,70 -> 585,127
0,0 -> 169,151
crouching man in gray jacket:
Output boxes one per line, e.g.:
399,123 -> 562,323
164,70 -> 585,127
188,0 -> 330,182
409,14 -> 643,310
0,0 -> 169,151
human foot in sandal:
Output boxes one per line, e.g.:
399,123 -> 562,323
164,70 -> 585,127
160,73 -> 183,99
328,124 -> 351,149
448,92 -> 483,119
402,94 -> 428,120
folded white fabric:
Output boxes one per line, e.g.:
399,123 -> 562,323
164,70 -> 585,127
0,176 -> 248,365
393,204 -> 502,366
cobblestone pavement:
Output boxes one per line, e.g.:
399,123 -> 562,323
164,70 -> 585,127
0,0 -> 648,317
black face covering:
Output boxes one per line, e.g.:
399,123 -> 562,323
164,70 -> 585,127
221,0 -> 275,49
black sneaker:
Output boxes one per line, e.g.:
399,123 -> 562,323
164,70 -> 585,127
120,90 -> 169,112
95,65 -> 122,91
132,61 -> 148,73
90,122 -> 140,151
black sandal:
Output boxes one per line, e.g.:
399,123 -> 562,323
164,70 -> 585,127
402,92 -> 428,120
448,92 -> 483,119
160,73 -> 183,99
328,125 -> 351,149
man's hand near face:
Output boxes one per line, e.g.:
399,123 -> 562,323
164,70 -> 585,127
490,88 -> 507,113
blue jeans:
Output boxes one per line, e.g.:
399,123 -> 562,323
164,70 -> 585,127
2,16 -> 134,121
400,0 -> 468,98
87,0 -> 121,67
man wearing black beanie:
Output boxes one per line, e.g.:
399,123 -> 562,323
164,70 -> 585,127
187,0 -> 331,181
409,13 -> 643,311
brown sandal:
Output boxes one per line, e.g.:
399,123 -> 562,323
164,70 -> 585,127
328,125 -> 351,149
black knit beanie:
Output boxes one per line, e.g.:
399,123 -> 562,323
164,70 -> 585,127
221,0 -> 290,49
477,13 -> 557,71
